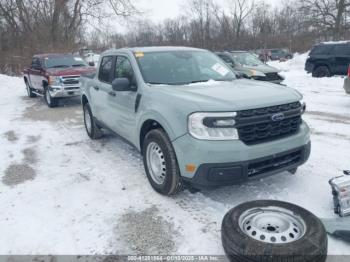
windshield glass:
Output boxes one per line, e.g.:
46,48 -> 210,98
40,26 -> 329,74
45,56 -> 87,68
231,52 -> 264,67
135,50 -> 236,85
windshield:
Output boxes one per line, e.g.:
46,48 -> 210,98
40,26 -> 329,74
231,52 -> 264,67
45,56 -> 87,68
135,50 -> 236,85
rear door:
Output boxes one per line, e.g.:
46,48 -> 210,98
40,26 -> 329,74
330,44 -> 350,74
106,55 -> 138,141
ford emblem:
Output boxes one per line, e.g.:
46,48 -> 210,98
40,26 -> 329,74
271,113 -> 285,122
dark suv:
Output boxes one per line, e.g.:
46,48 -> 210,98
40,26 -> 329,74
305,41 -> 350,77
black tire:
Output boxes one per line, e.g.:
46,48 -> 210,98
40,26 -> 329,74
83,103 -> 103,140
288,168 -> 298,175
25,81 -> 36,98
142,129 -> 183,196
312,66 -> 331,78
44,87 -> 58,108
222,200 -> 328,262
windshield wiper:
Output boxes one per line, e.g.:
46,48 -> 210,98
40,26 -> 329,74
72,64 -> 86,67
49,65 -> 70,68
189,80 -> 210,84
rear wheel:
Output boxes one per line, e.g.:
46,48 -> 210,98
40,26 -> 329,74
25,81 -> 36,98
83,103 -> 103,139
44,87 -> 58,108
312,66 -> 331,78
142,129 -> 183,196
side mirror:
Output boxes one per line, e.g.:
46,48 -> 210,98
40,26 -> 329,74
88,61 -> 95,67
112,78 -> 132,91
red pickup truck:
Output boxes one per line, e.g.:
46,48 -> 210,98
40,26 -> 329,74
23,53 -> 96,107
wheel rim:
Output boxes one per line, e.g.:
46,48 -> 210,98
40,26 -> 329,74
84,107 -> 92,135
146,142 -> 166,185
26,82 -> 30,96
46,89 -> 51,104
239,206 -> 306,244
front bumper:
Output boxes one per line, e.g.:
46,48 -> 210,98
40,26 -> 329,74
172,122 -> 310,187
344,77 -> 350,94
49,85 -> 81,98
305,61 -> 314,73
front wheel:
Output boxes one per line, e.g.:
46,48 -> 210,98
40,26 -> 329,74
312,66 -> 331,78
44,87 -> 58,108
25,81 -> 36,98
83,103 -> 103,139
142,129 -> 183,196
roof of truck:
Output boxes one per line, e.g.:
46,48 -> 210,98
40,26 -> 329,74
103,46 -> 206,55
33,53 -> 77,58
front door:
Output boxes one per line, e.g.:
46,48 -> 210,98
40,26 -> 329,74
107,55 -> 138,142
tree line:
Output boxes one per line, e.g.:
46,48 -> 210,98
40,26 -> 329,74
1,0 -> 350,75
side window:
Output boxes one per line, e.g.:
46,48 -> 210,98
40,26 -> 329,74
31,58 -> 41,69
331,44 -> 349,56
311,45 -> 333,55
98,56 -> 114,83
115,56 -> 135,83
219,54 -> 235,67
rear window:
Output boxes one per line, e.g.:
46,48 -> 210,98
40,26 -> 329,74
310,45 -> 334,55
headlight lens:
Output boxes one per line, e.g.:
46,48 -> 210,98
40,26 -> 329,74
48,76 -> 62,86
300,99 -> 306,113
188,112 -> 239,140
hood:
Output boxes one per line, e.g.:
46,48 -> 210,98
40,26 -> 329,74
152,79 -> 301,112
237,64 -> 280,75
46,66 -> 96,77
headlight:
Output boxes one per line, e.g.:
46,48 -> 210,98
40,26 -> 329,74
48,76 -> 62,86
300,99 -> 306,114
250,70 -> 265,77
188,112 -> 239,140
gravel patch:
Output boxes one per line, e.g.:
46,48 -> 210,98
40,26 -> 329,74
22,147 -> 38,165
3,130 -> 18,142
117,206 -> 178,255
2,164 -> 36,186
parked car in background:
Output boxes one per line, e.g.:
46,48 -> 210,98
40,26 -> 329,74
81,46 -> 310,196
344,66 -> 350,95
269,49 -> 293,61
216,51 -> 284,84
23,54 -> 95,107
305,41 -> 350,77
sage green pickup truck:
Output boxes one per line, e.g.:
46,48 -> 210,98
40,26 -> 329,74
80,46 -> 311,196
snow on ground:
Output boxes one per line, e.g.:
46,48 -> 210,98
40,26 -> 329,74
0,54 -> 350,257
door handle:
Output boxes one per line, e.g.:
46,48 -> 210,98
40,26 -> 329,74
93,86 -> 99,91
109,91 -> 116,97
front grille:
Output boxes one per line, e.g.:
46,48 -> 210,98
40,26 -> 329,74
62,76 -> 80,86
265,73 -> 282,81
248,149 -> 302,177
236,102 -> 303,145
254,73 -> 282,82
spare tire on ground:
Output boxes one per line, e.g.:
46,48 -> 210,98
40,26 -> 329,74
221,200 -> 328,262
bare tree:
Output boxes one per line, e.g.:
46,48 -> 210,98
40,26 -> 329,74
228,0 -> 254,39
300,0 -> 350,39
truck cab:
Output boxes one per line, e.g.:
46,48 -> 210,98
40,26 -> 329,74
23,54 -> 95,107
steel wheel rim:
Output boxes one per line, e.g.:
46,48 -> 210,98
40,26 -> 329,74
146,142 -> 166,185
26,82 -> 30,96
84,107 -> 92,134
239,206 -> 306,244
46,89 -> 51,104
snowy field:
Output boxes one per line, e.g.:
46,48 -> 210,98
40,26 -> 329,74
0,53 -> 350,258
